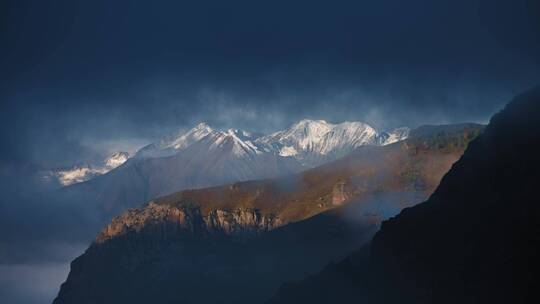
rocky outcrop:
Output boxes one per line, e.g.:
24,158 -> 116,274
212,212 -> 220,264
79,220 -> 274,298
204,208 -> 281,235
331,180 -> 351,206
54,202 -> 381,304
97,202 -> 282,243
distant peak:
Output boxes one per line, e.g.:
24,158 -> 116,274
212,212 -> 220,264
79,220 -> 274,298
105,151 -> 130,168
193,122 -> 213,131
293,119 -> 331,127
334,121 -> 373,130
109,151 -> 129,158
338,120 -> 368,126
223,129 -> 262,147
286,119 -> 334,135
299,118 -> 326,123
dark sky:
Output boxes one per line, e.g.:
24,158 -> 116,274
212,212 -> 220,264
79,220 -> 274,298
0,1 -> 539,302
2,0 -> 540,168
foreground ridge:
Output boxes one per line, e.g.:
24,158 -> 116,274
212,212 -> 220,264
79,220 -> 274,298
270,87 -> 540,304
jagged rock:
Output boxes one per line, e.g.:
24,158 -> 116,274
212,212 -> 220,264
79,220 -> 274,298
97,202 -> 281,244
331,180 -> 350,206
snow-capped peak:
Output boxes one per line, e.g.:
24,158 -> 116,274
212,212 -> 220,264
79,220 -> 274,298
205,128 -> 262,157
105,152 -> 130,169
225,128 -> 260,141
134,122 -> 214,158
379,127 -> 410,145
256,119 -> 376,156
135,119 -> 409,165
53,119 -> 410,187
291,119 -> 332,128
257,119 -> 335,152
286,119 -> 334,141
194,122 -> 211,129
170,122 -> 213,149
254,119 -> 409,166
53,151 -> 130,186
316,121 -> 379,155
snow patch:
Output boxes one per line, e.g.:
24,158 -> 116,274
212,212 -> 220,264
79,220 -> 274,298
54,152 -> 130,186
279,146 -> 298,157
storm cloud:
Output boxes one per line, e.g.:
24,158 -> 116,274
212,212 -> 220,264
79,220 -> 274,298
2,1 -> 540,164
1,0 -> 539,303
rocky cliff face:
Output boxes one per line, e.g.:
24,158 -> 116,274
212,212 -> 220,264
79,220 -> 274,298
55,205 -> 379,304
270,87 -> 540,304
331,180 -> 351,206
97,202 -> 282,243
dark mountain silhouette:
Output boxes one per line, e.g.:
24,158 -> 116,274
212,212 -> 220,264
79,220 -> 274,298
270,87 -> 540,304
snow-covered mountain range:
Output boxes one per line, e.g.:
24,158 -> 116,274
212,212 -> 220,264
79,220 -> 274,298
53,120 -> 408,187
254,120 -> 408,166
51,152 -> 130,186
135,119 -> 408,165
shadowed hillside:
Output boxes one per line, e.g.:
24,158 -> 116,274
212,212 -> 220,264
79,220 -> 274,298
270,87 -> 540,304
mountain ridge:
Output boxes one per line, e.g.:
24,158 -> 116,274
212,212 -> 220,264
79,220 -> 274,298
135,119 -> 410,165
57,119 -> 411,218
53,123 -> 483,304
51,119 -> 407,188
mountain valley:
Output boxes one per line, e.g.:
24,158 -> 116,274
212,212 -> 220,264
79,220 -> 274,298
53,123 -> 482,304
